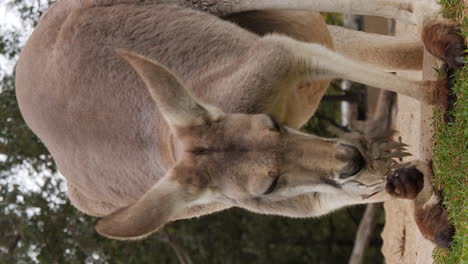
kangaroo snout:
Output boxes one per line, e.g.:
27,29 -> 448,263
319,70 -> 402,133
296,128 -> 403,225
337,145 -> 366,179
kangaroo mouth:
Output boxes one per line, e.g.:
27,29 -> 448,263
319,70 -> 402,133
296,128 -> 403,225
345,153 -> 366,177
338,145 -> 366,179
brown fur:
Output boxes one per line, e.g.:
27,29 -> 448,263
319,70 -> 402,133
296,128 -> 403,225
422,19 -> 466,68
414,192 -> 455,248
386,168 -> 424,200
389,164 -> 455,248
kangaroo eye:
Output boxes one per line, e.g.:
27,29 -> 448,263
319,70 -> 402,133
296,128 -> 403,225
267,115 -> 282,132
263,176 -> 280,195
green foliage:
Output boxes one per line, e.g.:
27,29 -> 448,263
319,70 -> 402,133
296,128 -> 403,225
322,13 -> 344,26
0,1 -> 383,263
0,178 -> 179,263
302,81 -> 352,137
432,1 -> 467,264
169,207 -> 382,264
433,61 -> 468,264
7,0 -> 56,28
0,31 -> 21,59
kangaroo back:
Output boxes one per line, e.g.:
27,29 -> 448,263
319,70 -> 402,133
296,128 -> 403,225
15,1 -> 331,217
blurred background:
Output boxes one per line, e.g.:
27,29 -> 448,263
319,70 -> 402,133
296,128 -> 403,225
0,1 -> 388,263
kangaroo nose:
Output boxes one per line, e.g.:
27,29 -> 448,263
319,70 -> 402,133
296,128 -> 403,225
338,145 -> 366,179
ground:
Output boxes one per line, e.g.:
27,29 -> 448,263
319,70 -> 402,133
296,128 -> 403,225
380,22 -> 439,264
381,11 -> 467,263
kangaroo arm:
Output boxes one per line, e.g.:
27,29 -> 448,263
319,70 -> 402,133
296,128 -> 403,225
88,0 -> 368,15
84,0 -> 434,25
173,0 -> 410,20
170,0 -> 429,25
239,190 -> 390,218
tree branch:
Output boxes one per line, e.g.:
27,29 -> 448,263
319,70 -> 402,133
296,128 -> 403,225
8,234 -> 21,253
348,203 -> 383,264
160,229 -> 194,264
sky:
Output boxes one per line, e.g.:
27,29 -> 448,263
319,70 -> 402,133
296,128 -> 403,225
0,1 -> 22,29
0,1 -> 24,75
0,0 -> 36,75
1,1 -> 35,191
0,0 -> 67,197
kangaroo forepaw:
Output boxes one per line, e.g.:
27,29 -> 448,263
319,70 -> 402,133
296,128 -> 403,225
386,167 -> 424,199
388,163 -> 455,247
415,191 -> 455,248
422,19 -> 466,69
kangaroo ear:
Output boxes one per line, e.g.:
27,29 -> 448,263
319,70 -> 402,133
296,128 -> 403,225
95,170 -> 200,240
116,49 -> 224,128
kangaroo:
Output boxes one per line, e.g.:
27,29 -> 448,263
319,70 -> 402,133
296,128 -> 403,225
15,0 -> 463,246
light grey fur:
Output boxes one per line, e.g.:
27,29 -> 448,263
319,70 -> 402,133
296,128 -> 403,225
16,0 -> 446,240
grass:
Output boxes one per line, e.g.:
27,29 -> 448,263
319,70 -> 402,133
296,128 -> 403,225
432,0 -> 468,263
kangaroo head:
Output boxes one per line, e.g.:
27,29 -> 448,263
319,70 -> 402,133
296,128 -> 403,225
95,50 -> 366,240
